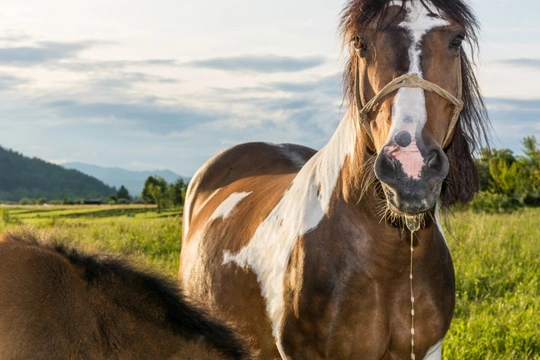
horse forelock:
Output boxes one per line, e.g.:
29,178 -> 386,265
339,0 -> 490,209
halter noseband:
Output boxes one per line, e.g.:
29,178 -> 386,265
354,50 -> 464,149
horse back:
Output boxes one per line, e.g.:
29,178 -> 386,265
183,142 -> 316,239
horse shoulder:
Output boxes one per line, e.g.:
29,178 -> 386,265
184,142 -> 316,231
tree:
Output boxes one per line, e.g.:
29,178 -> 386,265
521,136 -> 540,197
472,136 -> 540,211
142,176 -> 168,212
169,178 -> 186,207
117,185 -> 131,200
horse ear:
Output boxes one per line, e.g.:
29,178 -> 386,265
441,123 -> 479,208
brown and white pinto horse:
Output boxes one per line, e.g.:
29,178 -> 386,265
180,0 -> 489,359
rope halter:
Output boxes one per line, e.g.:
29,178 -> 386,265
354,50 -> 464,149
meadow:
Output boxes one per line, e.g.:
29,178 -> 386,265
0,205 -> 538,359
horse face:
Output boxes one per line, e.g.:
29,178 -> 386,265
359,1 -> 465,215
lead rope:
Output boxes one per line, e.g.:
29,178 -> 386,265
405,216 -> 421,360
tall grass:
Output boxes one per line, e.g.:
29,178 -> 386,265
1,205 -> 538,358
444,209 -> 540,358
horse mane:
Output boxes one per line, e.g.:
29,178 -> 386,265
0,229 -> 249,360
339,0 -> 490,209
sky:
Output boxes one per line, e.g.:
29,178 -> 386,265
0,0 -> 539,177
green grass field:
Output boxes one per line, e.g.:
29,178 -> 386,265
1,205 -> 538,358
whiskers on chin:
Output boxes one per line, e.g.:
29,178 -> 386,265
374,193 -> 431,231
356,155 -> 436,231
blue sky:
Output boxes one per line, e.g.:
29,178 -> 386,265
0,0 -> 538,176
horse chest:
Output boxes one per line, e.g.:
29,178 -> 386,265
280,234 -> 453,359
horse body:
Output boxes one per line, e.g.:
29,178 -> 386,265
181,117 -> 453,359
180,0 -> 488,358
0,231 -> 249,360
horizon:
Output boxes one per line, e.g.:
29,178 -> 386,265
1,0 -> 539,177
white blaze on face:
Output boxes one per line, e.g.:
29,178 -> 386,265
386,0 -> 449,179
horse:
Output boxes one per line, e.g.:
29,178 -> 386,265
179,0 -> 489,358
0,229 -> 250,360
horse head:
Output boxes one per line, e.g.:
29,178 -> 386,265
342,0 -> 489,217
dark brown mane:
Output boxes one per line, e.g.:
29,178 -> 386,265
339,0 -> 490,208
1,230 -> 249,360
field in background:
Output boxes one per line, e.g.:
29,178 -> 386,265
0,205 -> 182,275
0,205 -> 538,358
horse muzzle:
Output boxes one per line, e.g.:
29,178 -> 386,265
374,138 -> 449,214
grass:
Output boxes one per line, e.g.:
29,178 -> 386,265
1,205 -> 538,358
444,208 -> 540,359
0,205 -> 182,275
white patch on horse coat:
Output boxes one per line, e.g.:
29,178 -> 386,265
223,116 -> 357,358
423,339 -> 443,360
277,144 -> 310,168
209,192 -> 252,221
387,0 -> 449,179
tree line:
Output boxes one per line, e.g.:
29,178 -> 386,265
99,176 -> 187,211
140,176 -> 187,212
471,135 -> 540,213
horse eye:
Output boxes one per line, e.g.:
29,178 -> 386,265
353,36 -> 367,55
450,34 -> 465,50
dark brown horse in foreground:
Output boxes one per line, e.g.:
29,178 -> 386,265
0,230 -> 250,360
180,0 -> 489,359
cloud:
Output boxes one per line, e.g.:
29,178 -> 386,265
0,33 -> 31,43
498,58 -> 540,70
484,97 -> 540,152
186,54 -> 326,73
57,59 -> 178,72
87,72 -> 178,90
44,100 -> 217,135
270,73 -> 342,97
0,74 -> 26,91
0,41 -> 97,66
486,97 -> 540,112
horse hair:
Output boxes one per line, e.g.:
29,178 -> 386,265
1,229 -> 250,360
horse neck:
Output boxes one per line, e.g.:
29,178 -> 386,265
302,113 -> 446,257
303,111 -> 373,208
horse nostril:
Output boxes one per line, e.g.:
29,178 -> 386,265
427,154 -> 438,168
425,147 -> 449,179
380,151 -> 398,169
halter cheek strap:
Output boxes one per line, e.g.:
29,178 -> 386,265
354,51 -> 464,149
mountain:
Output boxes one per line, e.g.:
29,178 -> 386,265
61,162 -> 185,198
0,146 -> 116,202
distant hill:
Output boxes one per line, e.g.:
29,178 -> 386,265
61,162 -> 185,198
0,146 -> 116,202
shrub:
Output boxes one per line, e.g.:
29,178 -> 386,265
469,192 -> 521,214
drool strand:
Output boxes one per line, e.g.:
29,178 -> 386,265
405,216 -> 420,360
